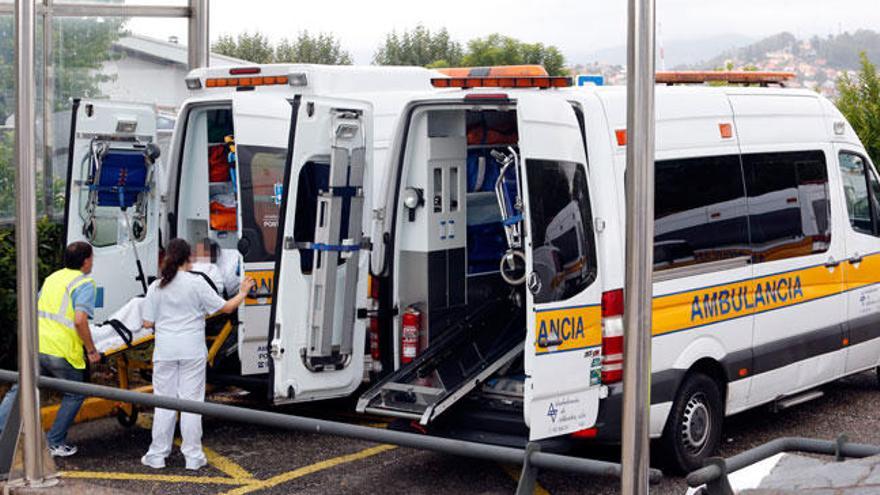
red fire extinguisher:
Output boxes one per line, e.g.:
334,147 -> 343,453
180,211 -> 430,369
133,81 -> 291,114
401,306 -> 421,364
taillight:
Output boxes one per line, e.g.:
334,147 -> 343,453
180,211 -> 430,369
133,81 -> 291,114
368,275 -> 382,373
601,289 -> 624,384
571,427 -> 598,439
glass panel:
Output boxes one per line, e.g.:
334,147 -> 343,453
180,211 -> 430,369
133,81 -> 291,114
526,159 -> 597,304
236,145 -> 286,263
840,152 -> 875,235
1,16 -> 15,219
654,155 -> 750,271
742,150 -> 831,262
54,0 -> 188,5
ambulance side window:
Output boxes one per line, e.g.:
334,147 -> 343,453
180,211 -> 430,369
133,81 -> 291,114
236,145 -> 287,262
742,150 -> 831,262
839,151 -> 880,236
292,161 -> 352,274
525,160 -> 597,304
654,155 -> 749,271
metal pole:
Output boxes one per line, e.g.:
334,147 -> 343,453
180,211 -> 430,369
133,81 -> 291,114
0,370 -> 665,483
42,0 -> 54,217
188,0 -> 209,70
621,0 -> 656,493
14,0 -> 52,485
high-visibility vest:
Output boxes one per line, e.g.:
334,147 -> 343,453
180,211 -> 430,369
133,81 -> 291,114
38,268 -> 95,370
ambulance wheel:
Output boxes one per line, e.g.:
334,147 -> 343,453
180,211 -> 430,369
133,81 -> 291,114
116,406 -> 139,428
659,373 -> 723,474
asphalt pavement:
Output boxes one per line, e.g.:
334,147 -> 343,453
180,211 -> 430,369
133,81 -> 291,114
44,370 -> 880,494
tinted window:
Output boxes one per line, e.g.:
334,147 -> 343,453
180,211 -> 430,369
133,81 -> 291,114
293,162 -> 352,274
526,160 -> 597,303
654,155 -> 750,271
742,151 -> 830,262
237,145 -> 287,262
839,152 -> 880,236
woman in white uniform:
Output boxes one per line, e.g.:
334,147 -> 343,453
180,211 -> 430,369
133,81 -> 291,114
141,238 -> 254,470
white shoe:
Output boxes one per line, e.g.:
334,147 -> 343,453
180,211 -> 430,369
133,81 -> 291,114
48,444 -> 77,457
141,455 -> 165,469
185,457 -> 207,471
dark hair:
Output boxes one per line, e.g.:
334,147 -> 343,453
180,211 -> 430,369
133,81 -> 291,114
160,238 -> 191,288
64,241 -> 93,270
200,238 -> 219,263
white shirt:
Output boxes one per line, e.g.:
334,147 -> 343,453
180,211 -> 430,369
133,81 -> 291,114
191,262 -> 225,295
142,272 -> 226,361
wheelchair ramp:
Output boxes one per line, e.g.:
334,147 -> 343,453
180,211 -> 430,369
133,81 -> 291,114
357,298 -> 524,425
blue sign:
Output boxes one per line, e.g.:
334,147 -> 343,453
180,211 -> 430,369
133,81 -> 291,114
274,183 -> 284,205
577,74 -> 605,87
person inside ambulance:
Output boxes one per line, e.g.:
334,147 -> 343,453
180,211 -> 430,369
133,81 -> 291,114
0,241 -> 100,458
140,238 -> 254,471
190,238 -> 225,295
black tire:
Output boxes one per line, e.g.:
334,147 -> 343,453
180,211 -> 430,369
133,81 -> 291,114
116,405 -> 139,428
659,373 -> 723,474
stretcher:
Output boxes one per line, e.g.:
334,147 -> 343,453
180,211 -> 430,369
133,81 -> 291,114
91,299 -> 237,427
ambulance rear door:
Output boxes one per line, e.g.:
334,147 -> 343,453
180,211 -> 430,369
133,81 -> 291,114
231,93 -> 293,375
515,93 -> 604,440
64,99 -> 160,322
270,96 -> 372,403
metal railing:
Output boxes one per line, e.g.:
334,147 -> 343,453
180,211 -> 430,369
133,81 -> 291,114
0,369 -> 663,493
687,434 -> 880,495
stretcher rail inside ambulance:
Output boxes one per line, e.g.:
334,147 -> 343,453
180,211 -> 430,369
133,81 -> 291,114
60,64 -> 880,473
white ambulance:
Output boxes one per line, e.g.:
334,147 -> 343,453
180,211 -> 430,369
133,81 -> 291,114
65,67 -> 880,473
62,64 -> 437,379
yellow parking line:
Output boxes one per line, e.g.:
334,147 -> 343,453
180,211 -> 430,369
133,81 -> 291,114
204,445 -> 256,481
61,470 -> 247,485
172,439 -> 255,481
499,463 -> 551,495
218,444 -> 398,495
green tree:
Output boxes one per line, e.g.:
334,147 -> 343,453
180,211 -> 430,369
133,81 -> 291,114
462,34 -> 566,76
373,25 -> 463,67
0,16 -> 123,123
837,52 -> 880,164
275,32 -> 352,65
212,32 -> 275,64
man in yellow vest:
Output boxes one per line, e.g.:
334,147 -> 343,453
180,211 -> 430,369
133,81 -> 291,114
0,241 -> 100,457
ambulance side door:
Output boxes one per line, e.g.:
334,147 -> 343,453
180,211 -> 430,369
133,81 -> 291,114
231,93 -> 292,375
517,94 -> 604,440
64,99 -> 160,322
270,96 -> 372,403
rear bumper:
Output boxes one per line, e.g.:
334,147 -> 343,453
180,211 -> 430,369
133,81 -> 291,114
592,369 -> 686,442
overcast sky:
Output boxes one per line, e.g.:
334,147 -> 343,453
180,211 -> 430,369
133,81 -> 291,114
130,0 -> 880,64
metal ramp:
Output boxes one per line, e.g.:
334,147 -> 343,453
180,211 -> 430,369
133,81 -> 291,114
357,297 -> 524,425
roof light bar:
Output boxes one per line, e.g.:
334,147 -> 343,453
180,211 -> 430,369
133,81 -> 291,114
656,71 -> 796,86
205,75 -> 289,88
431,76 -> 572,89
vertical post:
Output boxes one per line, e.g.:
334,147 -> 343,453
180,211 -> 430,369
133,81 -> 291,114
14,0 -> 49,484
621,0 -> 656,493
42,0 -> 54,218
188,0 -> 209,70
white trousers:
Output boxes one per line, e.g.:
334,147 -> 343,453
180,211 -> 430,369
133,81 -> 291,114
143,358 -> 207,466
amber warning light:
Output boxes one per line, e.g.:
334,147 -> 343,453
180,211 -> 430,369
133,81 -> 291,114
431,76 -> 572,89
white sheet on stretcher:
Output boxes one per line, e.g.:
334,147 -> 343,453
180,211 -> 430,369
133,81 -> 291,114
90,298 -> 154,355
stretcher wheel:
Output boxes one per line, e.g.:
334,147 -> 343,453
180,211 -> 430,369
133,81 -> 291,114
116,405 -> 139,428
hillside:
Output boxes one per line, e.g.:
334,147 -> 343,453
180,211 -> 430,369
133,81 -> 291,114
697,29 -> 880,70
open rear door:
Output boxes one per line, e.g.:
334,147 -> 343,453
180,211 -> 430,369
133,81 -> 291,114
231,93 -> 292,375
516,94 -> 604,440
64,100 -> 159,322
270,96 -> 372,403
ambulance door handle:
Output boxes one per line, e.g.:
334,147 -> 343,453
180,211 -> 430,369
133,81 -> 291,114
849,254 -> 863,265
824,257 -> 840,269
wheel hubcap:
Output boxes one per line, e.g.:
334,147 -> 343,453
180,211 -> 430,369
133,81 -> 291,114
681,393 -> 711,456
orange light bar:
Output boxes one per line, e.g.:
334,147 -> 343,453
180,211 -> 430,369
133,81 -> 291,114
436,65 -> 549,78
204,75 -> 289,88
431,76 -> 571,90
656,71 -> 796,86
